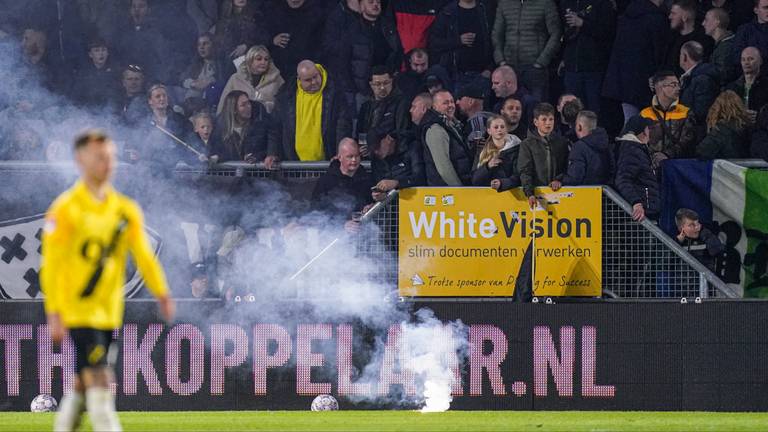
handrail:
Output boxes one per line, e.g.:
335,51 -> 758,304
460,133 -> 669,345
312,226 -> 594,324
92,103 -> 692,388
602,186 -> 739,298
727,159 -> 768,169
361,189 -> 399,223
0,160 -> 371,171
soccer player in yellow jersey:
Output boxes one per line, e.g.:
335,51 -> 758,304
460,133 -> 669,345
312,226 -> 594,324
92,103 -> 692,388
41,130 -> 175,432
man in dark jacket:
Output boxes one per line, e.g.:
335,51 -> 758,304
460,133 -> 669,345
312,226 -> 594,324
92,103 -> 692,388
368,125 -> 426,201
113,0 -> 172,83
615,115 -> 660,221
517,103 -> 570,209
490,65 -> 538,124
603,0 -> 671,123
666,0 -> 713,72
312,138 -> 374,224
500,96 -> 529,140
421,89 -> 473,185
70,37 -> 120,109
562,111 -> 614,185
428,0 -> 494,90
267,0 -> 327,80
356,66 -> 411,143
704,8 -> 737,84
267,61 -> 352,166
727,46 -> 768,112
396,49 -> 431,101
730,0 -> 768,69
332,0 -> 404,100
322,0 -> 362,110
561,0 -> 616,113
679,41 -> 720,123
492,0 -> 562,101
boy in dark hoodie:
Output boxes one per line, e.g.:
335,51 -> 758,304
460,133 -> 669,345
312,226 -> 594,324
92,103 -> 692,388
675,208 -> 725,272
517,102 -> 570,209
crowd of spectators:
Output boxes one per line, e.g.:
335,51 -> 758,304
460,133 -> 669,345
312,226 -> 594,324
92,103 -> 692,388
1,0 -> 767,296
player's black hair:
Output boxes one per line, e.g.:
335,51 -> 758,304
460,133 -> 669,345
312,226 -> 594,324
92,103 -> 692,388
74,129 -> 109,150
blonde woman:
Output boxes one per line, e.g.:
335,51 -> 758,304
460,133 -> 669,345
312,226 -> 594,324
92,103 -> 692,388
471,115 -> 522,191
217,45 -> 285,113
697,90 -> 752,159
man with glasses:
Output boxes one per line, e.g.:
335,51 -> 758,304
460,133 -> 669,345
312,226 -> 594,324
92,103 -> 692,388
356,66 -> 411,156
639,70 -> 697,167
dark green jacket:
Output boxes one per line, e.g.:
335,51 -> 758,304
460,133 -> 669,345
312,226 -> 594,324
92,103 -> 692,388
492,0 -> 562,67
517,131 -> 570,197
710,32 -> 737,84
696,121 -> 750,160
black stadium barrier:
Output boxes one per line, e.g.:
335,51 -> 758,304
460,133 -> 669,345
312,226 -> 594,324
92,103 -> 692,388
2,300 -> 768,411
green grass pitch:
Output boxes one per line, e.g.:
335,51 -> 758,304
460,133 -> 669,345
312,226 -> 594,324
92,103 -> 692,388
2,411 -> 768,431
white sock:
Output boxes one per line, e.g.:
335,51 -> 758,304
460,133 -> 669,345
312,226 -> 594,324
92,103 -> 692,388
54,392 -> 85,432
85,388 -> 122,432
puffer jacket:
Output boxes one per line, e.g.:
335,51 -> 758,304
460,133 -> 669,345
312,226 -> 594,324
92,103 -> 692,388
491,0 -> 563,67
679,62 -> 720,123
335,15 -> 404,95
561,127 -> 615,186
680,63 -> 720,121
615,133 -> 660,217
217,61 -> 285,114
696,121 -> 750,160
639,97 -> 697,160
421,109 -> 473,186
471,135 -> 522,191
517,129 -> 570,197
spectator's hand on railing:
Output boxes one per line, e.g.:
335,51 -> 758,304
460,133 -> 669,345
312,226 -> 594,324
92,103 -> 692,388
372,190 -> 387,201
549,180 -> 562,191
344,220 -> 361,234
632,203 -> 646,222
651,152 -> 668,168
528,195 -> 537,210
264,155 -> 280,170
375,179 -> 399,192
490,179 -> 501,190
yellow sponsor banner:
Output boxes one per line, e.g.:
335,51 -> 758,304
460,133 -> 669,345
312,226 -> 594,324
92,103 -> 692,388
398,187 -> 602,297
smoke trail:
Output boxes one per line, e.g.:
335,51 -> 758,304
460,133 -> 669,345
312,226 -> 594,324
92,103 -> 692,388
0,22 -> 472,411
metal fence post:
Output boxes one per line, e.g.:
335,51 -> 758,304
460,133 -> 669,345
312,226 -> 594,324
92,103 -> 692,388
699,273 -> 709,299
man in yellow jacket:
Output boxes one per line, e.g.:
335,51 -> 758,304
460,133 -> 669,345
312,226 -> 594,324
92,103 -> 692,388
41,129 -> 175,432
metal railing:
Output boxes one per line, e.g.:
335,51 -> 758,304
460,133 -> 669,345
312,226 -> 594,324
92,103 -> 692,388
0,161 -> 741,299
601,187 -> 737,299
356,187 -> 739,299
